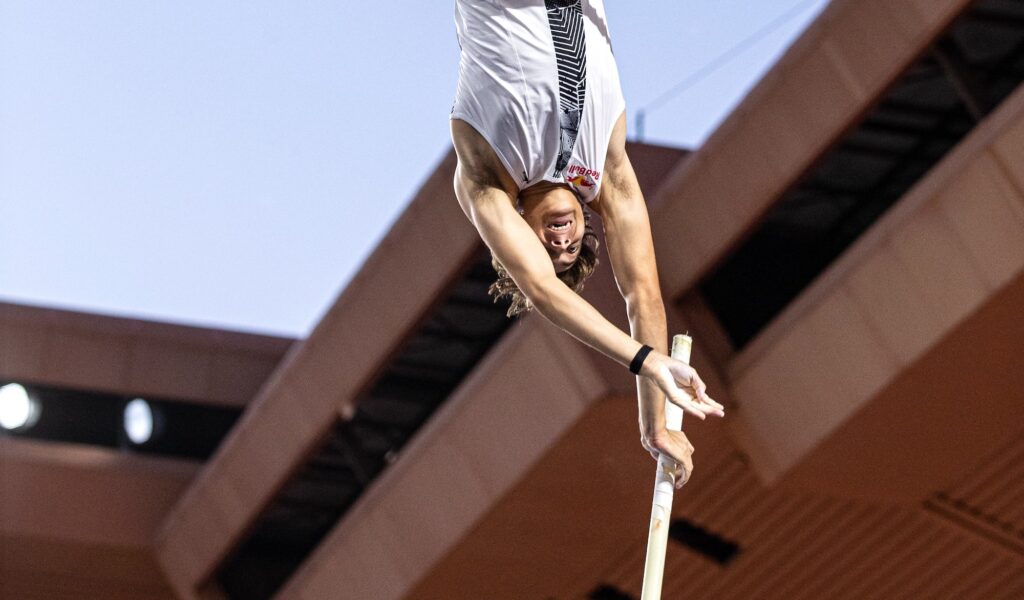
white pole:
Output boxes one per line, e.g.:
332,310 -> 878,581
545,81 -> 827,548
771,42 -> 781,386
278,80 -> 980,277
640,334 -> 691,600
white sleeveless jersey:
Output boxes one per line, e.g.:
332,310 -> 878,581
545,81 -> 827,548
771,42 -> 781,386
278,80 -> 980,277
451,0 -> 626,203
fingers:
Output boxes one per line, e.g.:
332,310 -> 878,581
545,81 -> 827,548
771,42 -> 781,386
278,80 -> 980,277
643,430 -> 695,488
661,362 -> 725,418
686,388 -> 725,418
700,386 -> 725,410
666,392 -> 713,420
649,362 -> 720,419
693,375 -> 707,401
673,459 -> 692,489
676,467 -> 691,488
686,371 -> 725,416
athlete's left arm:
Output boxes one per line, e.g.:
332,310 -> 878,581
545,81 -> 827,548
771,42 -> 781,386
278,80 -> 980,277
590,112 -> 678,446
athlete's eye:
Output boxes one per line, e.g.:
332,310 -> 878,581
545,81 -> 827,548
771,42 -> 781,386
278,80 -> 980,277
569,245 -> 579,254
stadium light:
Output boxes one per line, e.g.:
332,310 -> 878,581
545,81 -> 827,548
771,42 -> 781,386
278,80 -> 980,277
124,397 -> 158,445
0,383 -> 40,431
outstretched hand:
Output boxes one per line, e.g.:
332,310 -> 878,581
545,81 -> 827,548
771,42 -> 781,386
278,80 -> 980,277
643,353 -> 725,421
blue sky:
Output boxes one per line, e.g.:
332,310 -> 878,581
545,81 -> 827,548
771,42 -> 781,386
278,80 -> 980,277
0,0 -> 830,338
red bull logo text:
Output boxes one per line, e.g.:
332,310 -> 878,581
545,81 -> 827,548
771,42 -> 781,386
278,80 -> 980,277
565,164 -> 600,189
566,164 -> 600,180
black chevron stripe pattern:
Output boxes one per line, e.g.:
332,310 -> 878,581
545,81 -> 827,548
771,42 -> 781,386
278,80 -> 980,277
545,0 -> 587,177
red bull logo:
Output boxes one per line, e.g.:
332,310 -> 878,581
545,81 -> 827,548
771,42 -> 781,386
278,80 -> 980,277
567,174 -> 594,188
565,164 -> 600,189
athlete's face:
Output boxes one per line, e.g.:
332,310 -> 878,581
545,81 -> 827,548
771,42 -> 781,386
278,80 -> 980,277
519,185 -> 586,273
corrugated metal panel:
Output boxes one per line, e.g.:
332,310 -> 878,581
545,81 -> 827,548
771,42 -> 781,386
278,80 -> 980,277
926,432 -> 1024,557
587,430 -> 1024,600
943,433 -> 1024,531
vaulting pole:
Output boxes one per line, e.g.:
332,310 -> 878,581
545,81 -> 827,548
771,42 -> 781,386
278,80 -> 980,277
640,333 -> 691,600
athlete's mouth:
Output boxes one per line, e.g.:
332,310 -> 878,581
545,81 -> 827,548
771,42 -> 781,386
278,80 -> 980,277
544,209 -> 575,233
546,218 -> 572,232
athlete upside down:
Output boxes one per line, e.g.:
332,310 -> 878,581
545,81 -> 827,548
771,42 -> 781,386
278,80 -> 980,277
449,0 -> 724,487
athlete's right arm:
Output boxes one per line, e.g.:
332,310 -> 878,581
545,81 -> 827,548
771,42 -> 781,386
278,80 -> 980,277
454,164 -> 717,419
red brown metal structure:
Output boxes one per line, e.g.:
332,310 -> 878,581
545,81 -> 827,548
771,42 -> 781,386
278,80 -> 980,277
3,0 -> 1024,598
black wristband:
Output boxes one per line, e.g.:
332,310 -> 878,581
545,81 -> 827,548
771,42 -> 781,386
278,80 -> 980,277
629,344 -> 654,375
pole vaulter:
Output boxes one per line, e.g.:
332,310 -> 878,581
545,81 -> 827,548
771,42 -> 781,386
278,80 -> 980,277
447,2 -> 726,592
